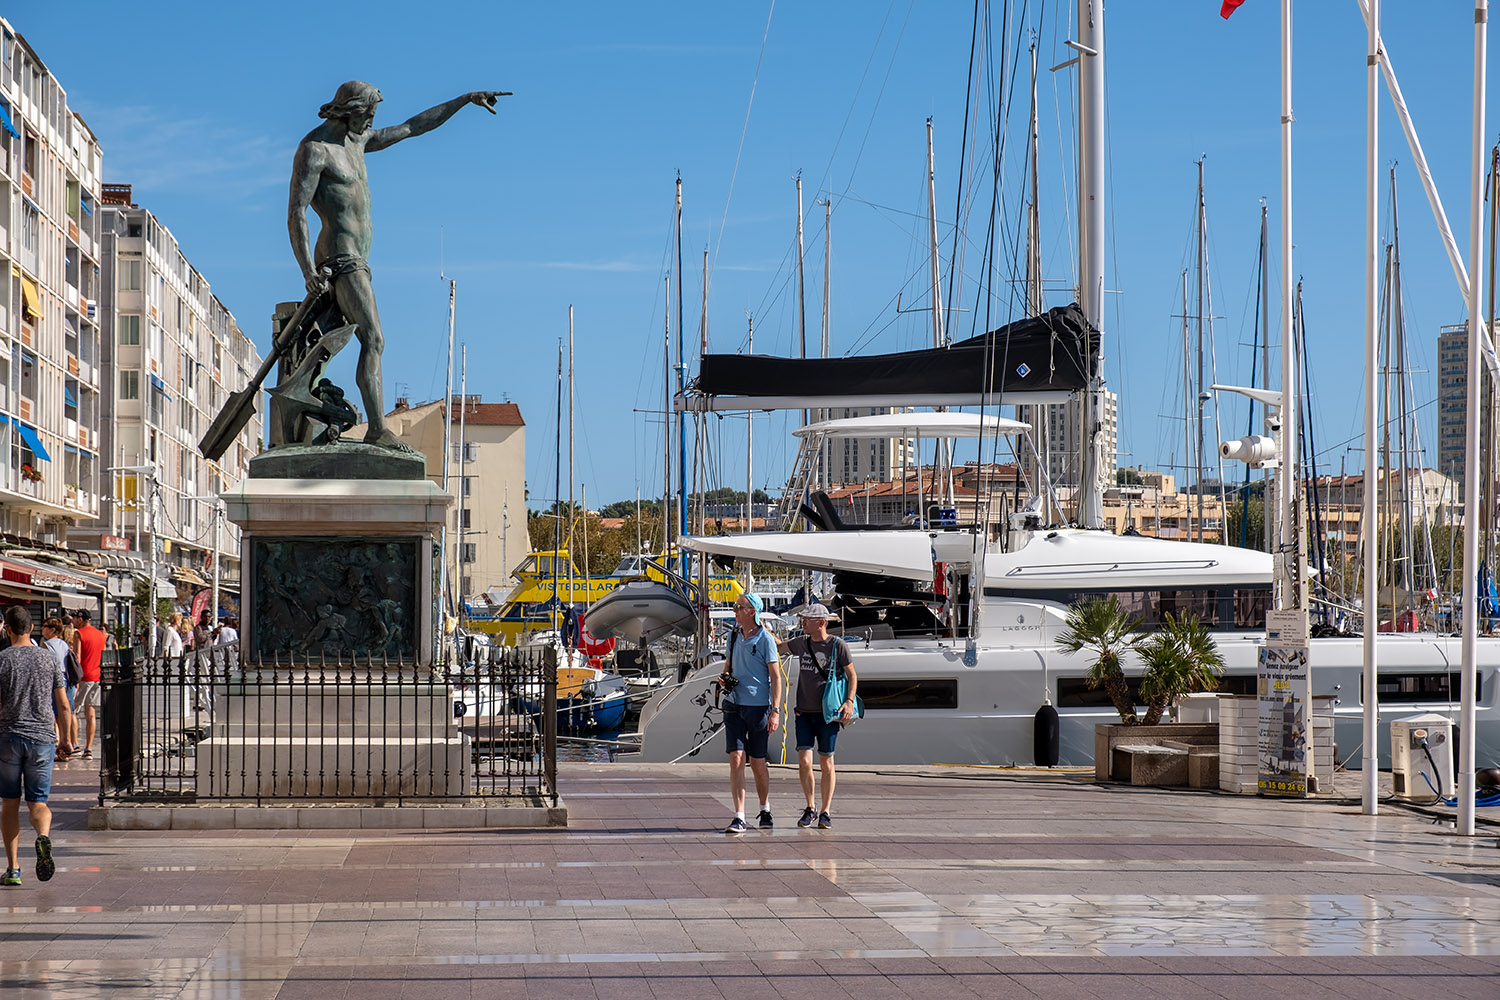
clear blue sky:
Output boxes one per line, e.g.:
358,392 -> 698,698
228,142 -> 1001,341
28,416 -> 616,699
17,1 -> 1500,508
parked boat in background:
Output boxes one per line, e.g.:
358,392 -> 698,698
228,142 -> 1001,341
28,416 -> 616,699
467,548 -> 744,645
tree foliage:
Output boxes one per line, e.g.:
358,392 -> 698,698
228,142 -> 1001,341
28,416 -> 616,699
1054,595 -> 1143,724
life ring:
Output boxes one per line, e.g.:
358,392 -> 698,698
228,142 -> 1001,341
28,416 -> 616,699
578,624 -> 616,657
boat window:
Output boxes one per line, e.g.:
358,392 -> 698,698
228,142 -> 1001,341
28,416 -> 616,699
1361,672 -> 1483,704
1055,673 -> 1252,708
1234,588 -> 1271,627
857,678 -> 957,709
986,585 -> 1273,631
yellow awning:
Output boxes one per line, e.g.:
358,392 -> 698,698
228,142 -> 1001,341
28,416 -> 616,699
19,275 -> 40,321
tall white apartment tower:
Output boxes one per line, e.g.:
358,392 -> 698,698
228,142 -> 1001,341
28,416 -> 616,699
1435,321 -> 1492,488
828,405 -> 910,487
0,24 -> 106,546
1016,389 -> 1118,491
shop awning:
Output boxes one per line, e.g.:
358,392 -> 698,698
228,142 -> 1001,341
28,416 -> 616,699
170,566 -> 210,587
88,551 -> 149,573
0,553 -> 106,598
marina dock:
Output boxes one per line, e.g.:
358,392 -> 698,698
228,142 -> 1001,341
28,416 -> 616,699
1,758 -> 1496,998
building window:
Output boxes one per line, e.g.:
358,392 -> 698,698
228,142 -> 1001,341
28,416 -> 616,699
119,314 -> 141,345
119,257 -> 141,291
120,370 -> 140,400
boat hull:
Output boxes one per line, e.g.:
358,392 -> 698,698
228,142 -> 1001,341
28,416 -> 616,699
585,581 -> 697,646
636,611 -> 1500,769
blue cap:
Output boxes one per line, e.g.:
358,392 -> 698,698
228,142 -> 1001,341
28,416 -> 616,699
741,592 -> 764,616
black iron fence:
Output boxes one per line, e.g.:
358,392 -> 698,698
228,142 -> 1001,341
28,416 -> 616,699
98,642 -> 558,805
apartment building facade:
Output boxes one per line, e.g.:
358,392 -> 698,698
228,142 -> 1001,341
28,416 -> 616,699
73,188 -> 262,612
355,395 -> 528,600
0,23 -> 112,611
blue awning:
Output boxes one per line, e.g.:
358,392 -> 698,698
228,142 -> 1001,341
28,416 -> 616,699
64,385 -> 77,407
14,421 -> 50,462
79,196 -> 93,216
149,373 -> 172,401
0,100 -> 17,140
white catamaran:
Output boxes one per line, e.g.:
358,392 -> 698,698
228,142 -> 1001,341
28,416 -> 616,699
633,1 -> 1500,771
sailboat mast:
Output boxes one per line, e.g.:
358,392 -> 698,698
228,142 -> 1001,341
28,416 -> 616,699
1075,0 -> 1106,530
926,118 -> 944,350
1261,205 -> 1272,552
439,279 -> 456,647
746,313 -> 754,533
1196,159 -> 1206,543
567,304 -> 575,640
796,173 -> 808,439
1027,42 -> 1042,319
675,177 -> 687,567
456,344 -> 468,622
822,198 -> 832,488
1391,174 -> 1416,607
663,275 -> 672,552
552,342 -> 563,623
1181,273 -> 1192,540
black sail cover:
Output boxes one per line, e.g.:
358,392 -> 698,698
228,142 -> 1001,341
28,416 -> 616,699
694,303 -> 1097,399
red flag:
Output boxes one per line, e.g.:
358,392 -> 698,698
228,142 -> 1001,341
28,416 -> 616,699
1221,0 -> 1248,17
191,588 -> 211,622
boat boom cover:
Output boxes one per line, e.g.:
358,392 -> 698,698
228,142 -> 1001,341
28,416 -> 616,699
694,303 -> 1096,399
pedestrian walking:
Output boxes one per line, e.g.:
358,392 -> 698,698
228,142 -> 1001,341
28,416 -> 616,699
0,604 -> 72,886
40,619 -> 78,759
69,609 -> 105,761
192,610 -> 214,652
777,603 -> 858,830
720,592 -> 781,833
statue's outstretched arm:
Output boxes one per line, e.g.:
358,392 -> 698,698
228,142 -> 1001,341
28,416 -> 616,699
366,92 -> 508,152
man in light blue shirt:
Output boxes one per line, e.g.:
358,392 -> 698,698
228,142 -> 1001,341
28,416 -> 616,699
719,592 -> 781,833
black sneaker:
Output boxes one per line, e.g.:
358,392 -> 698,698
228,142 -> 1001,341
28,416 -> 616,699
757,809 -> 773,829
797,806 -> 816,828
34,835 -> 54,882
817,811 -> 832,829
724,816 -> 748,834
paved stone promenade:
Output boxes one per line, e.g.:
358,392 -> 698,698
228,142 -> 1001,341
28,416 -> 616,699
0,757 -> 1497,998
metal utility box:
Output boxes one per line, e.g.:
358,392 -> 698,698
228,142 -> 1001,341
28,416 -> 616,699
1390,713 -> 1455,800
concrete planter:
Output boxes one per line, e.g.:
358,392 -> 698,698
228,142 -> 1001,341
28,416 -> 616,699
1094,722 -> 1219,782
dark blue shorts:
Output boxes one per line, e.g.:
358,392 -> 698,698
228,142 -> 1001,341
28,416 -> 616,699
723,703 -> 771,758
0,734 -> 55,803
795,712 -> 839,756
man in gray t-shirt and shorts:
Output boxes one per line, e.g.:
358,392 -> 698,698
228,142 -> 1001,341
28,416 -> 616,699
0,604 -> 72,886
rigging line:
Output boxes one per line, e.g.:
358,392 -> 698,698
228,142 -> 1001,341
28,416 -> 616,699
943,0 -> 984,349
838,0 -> 918,201
811,0 -> 902,203
708,0 -> 776,293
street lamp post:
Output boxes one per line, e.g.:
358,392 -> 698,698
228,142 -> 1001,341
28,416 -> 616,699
108,464 -> 158,656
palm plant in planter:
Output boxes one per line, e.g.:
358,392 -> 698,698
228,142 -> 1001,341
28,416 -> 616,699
1136,611 -> 1225,725
1055,595 -> 1143,724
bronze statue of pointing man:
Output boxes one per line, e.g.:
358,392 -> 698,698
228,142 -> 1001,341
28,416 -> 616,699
288,83 -> 507,450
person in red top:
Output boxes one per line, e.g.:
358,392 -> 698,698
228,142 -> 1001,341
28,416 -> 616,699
68,610 -> 105,761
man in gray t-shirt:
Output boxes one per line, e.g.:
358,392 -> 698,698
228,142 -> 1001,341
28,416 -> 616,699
0,604 -> 71,887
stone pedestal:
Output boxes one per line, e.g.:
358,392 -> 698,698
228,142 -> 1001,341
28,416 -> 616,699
223,477 -> 451,667
203,477 -> 462,800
